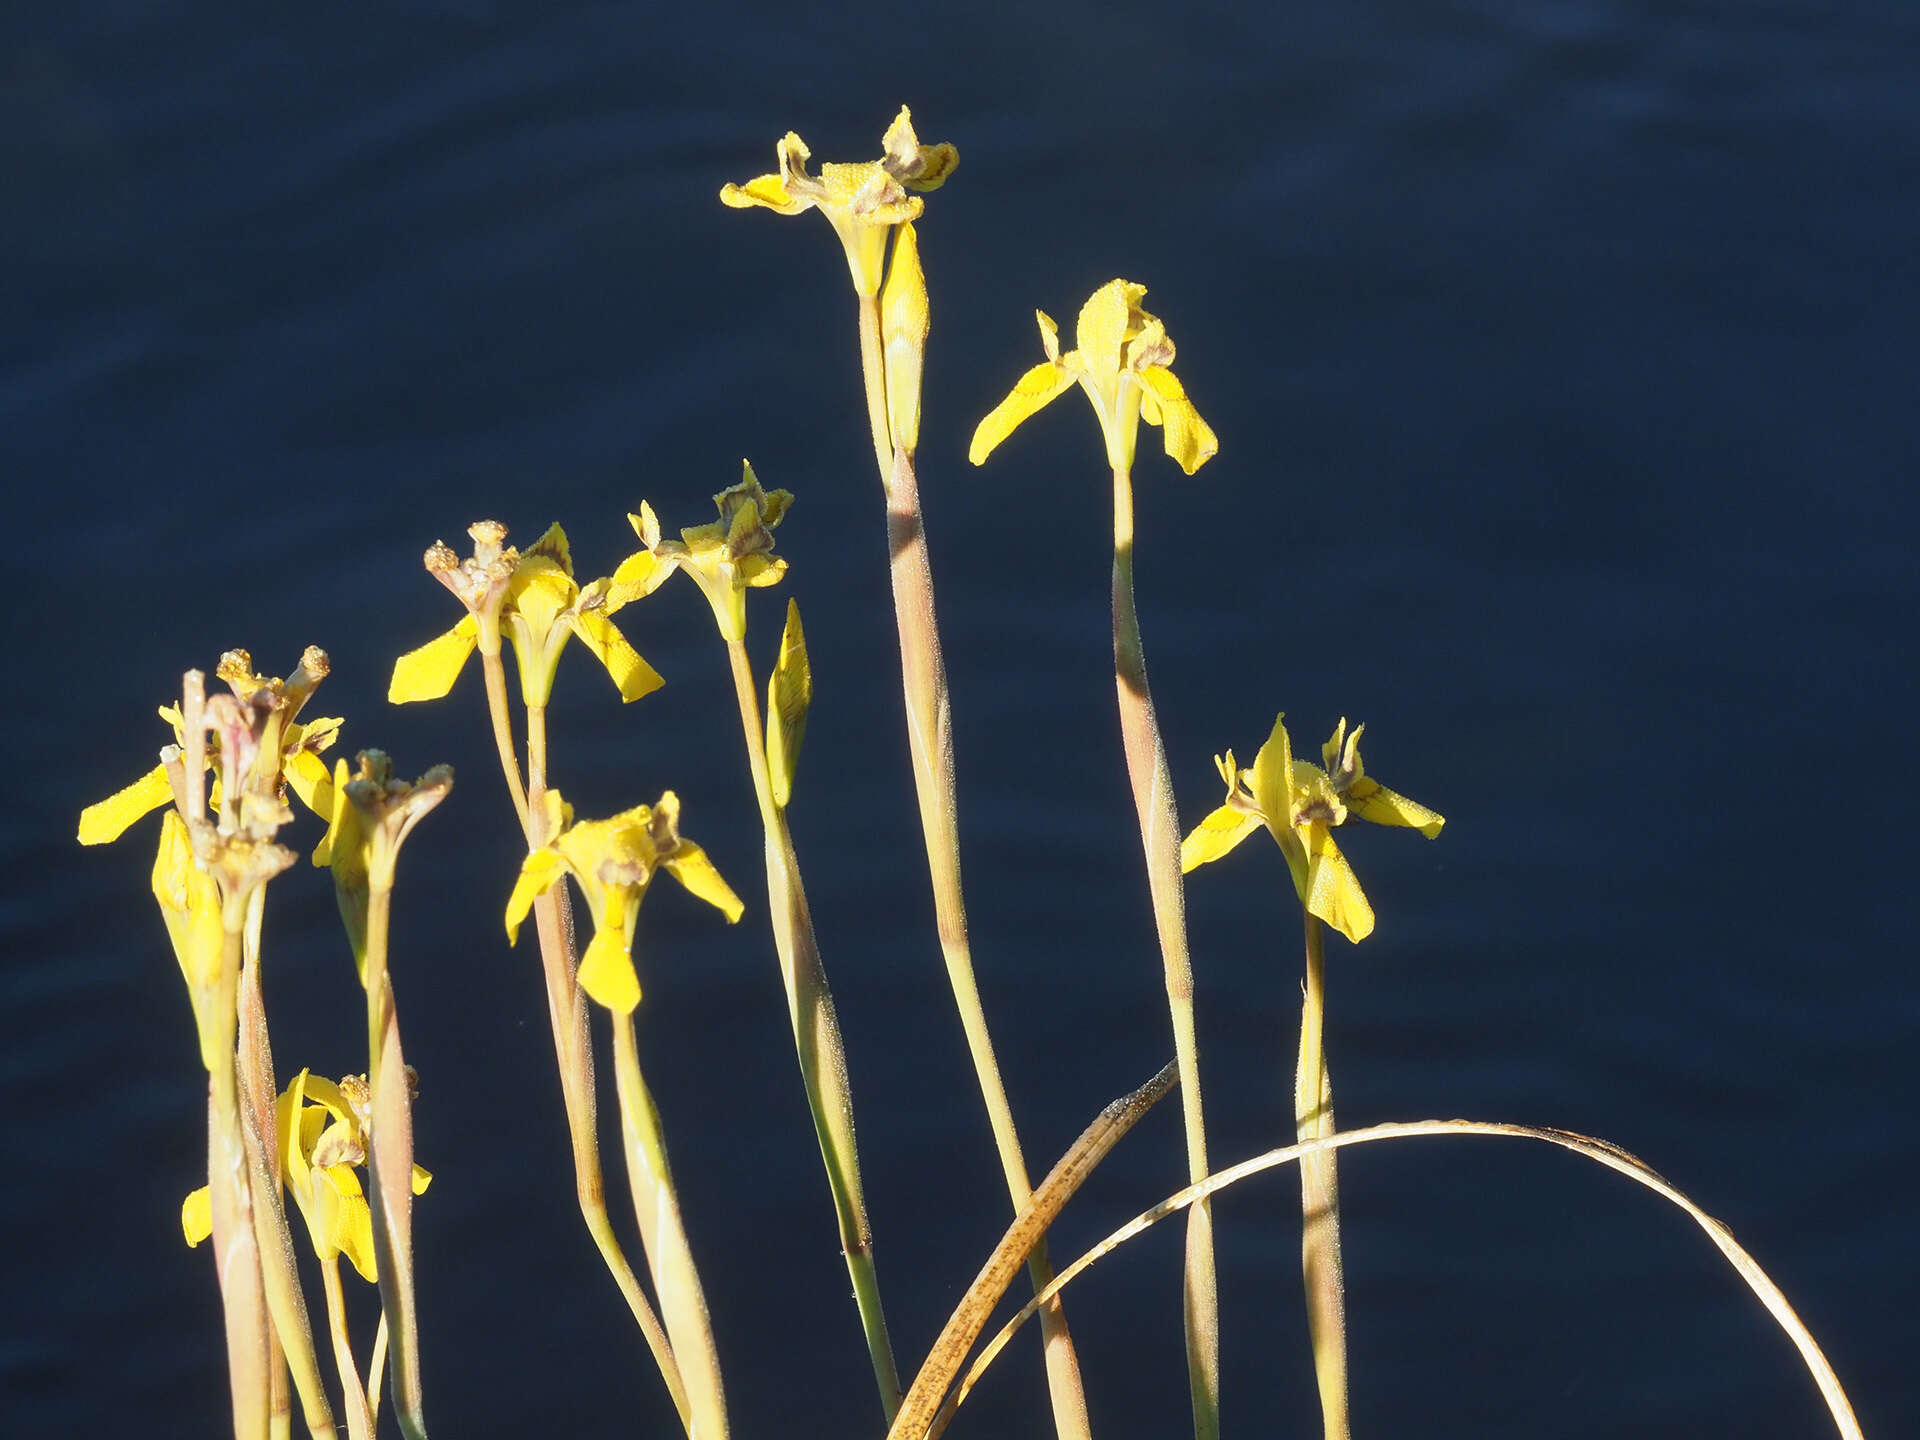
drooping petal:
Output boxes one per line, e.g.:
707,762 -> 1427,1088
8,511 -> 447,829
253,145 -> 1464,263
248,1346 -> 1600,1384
505,849 -> 565,945
662,842 -> 746,923
719,171 -> 808,213
79,764 -> 175,845
316,1165 -> 378,1281
1138,365 -> 1218,474
1075,280 -> 1148,378
182,1185 -> 212,1247
389,616 -> 479,704
409,1165 -> 432,1196
577,922 -> 641,1015
571,610 -> 664,703
1303,824 -> 1375,943
1347,777 -> 1445,837
766,598 -> 811,809
1180,804 -> 1264,872
968,361 -> 1077,464
739,554 -> 789,588
611,545 -> 675,606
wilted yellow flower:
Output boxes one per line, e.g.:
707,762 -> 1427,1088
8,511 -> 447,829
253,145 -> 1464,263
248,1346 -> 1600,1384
184,1068 -> 430,1278
1182,715 -> 1443,943
390,522 -> 663,709
313,751 -> 455,980
614,463 -> 792,643
721,106 -> 958,296
505,789 -> 744,1015
970,279 -> 1217,475
78,649 -> 341,847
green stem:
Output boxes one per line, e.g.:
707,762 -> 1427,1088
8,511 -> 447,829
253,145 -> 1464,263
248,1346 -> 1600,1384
481,667 -> 690,1428
1110,463 -> 1219,1440
872,437 -> 1092,1440
1296,915 -> 1349,1440
612,1013 -> 731,1440
725,633 -> 902,1422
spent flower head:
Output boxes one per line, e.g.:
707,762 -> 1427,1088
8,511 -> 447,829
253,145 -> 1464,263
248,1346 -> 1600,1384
314,751 -> 454,980
392,521 -> 663,709
1182,714 -> 1443,943
505,789 -> 744,1015
721,106 -> 958,296
970,279 -> 1217,475
614,463 -> 793,643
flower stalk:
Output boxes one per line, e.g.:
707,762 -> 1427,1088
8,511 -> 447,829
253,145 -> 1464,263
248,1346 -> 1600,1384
1297,913 -> 1349,1440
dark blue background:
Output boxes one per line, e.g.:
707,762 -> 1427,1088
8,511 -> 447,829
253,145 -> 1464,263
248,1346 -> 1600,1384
6,2 -> 1915,1436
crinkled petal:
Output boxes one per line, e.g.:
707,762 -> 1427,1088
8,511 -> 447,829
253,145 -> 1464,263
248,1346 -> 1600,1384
720,171 -> 809,213
505,849 -> 565,945
1348,777 -> 1445,837
1138,366 -> 1218,474
571,611 -> 664,703
663,842 -> 746,923
389,616 -> 479,704
79,764 -> 175,845
1304,824 -> 1375,943
881,106 -> 959,191
182,1185 -> 212,1247
1076,280 -> 1148,378
968,361 -> 1076,465
1180,804 -> 1264,872
610,545 -> 676,606
739,554 -> 788,588
577,923 -> 641,1014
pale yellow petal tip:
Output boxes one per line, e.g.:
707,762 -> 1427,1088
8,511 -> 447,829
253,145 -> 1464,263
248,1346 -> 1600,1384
181,1186 -> 212,1247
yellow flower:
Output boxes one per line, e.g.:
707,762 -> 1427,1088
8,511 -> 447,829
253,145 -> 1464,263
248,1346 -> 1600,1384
389,522 -> 663,709
1181,715 -> 1443,943
505,789 -> 744,1015
184,1068 -> 431,1277
969,279 -> 1218,475
78,648 -> 341,846
613,463 -> 792,643
721,106 -> 958,297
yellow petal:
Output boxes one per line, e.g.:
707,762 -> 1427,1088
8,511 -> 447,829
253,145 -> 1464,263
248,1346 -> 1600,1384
284,749 -> 334,819
410,1164 -> 432,1196
720,172 -> 807,214
181,1185 -> 212,1247
610,546 -> 674,606
1036,309 -> 1061,363
1138,365 -> 1218,474
389,615 -> 479,704
151,809 -> 224,999
572,611 -> 664,703
317,1167 -> 377,1281
882,106 -> 959,191
79,763 -> 175,845
739,554 -> 789,588
1304,825 -> 1375,943
882,221 -> 928,454
577,923 -> 641,1014
1248,714 -> 1296,830
968,361 -> 1076,465
1347,777 -> 1445,838
505,849 -> 565,945
1180,804 -> 1264,873
1075,280 -> 1147,378
663,841 -> 746,924
765,598 -> 811,809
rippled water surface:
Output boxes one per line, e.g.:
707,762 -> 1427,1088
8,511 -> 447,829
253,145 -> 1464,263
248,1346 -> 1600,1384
6,3 -> 1917,1437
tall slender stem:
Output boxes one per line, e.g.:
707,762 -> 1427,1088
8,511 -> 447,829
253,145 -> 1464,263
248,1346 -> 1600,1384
210,924 -> 272,1440
1296,915 -> 1349,1440
612,1013 -> 731,1440
479,658 -> 690,1428
724,632 -> 902,1422
319,1257 -> 375,1440
1110,462 -> 1220,1440
859,293 -> 1093,1440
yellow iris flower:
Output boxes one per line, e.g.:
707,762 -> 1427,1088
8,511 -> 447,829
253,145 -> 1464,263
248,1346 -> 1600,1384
969,278 -> 1218,475
505,789 -> 744,1015
183,1068 -> 431,1277
720,106 -> 958,297
78,650 -> 341,847
1182,715 -> 1443,943
613,464 -> 792,643
389,522 -> 663,709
